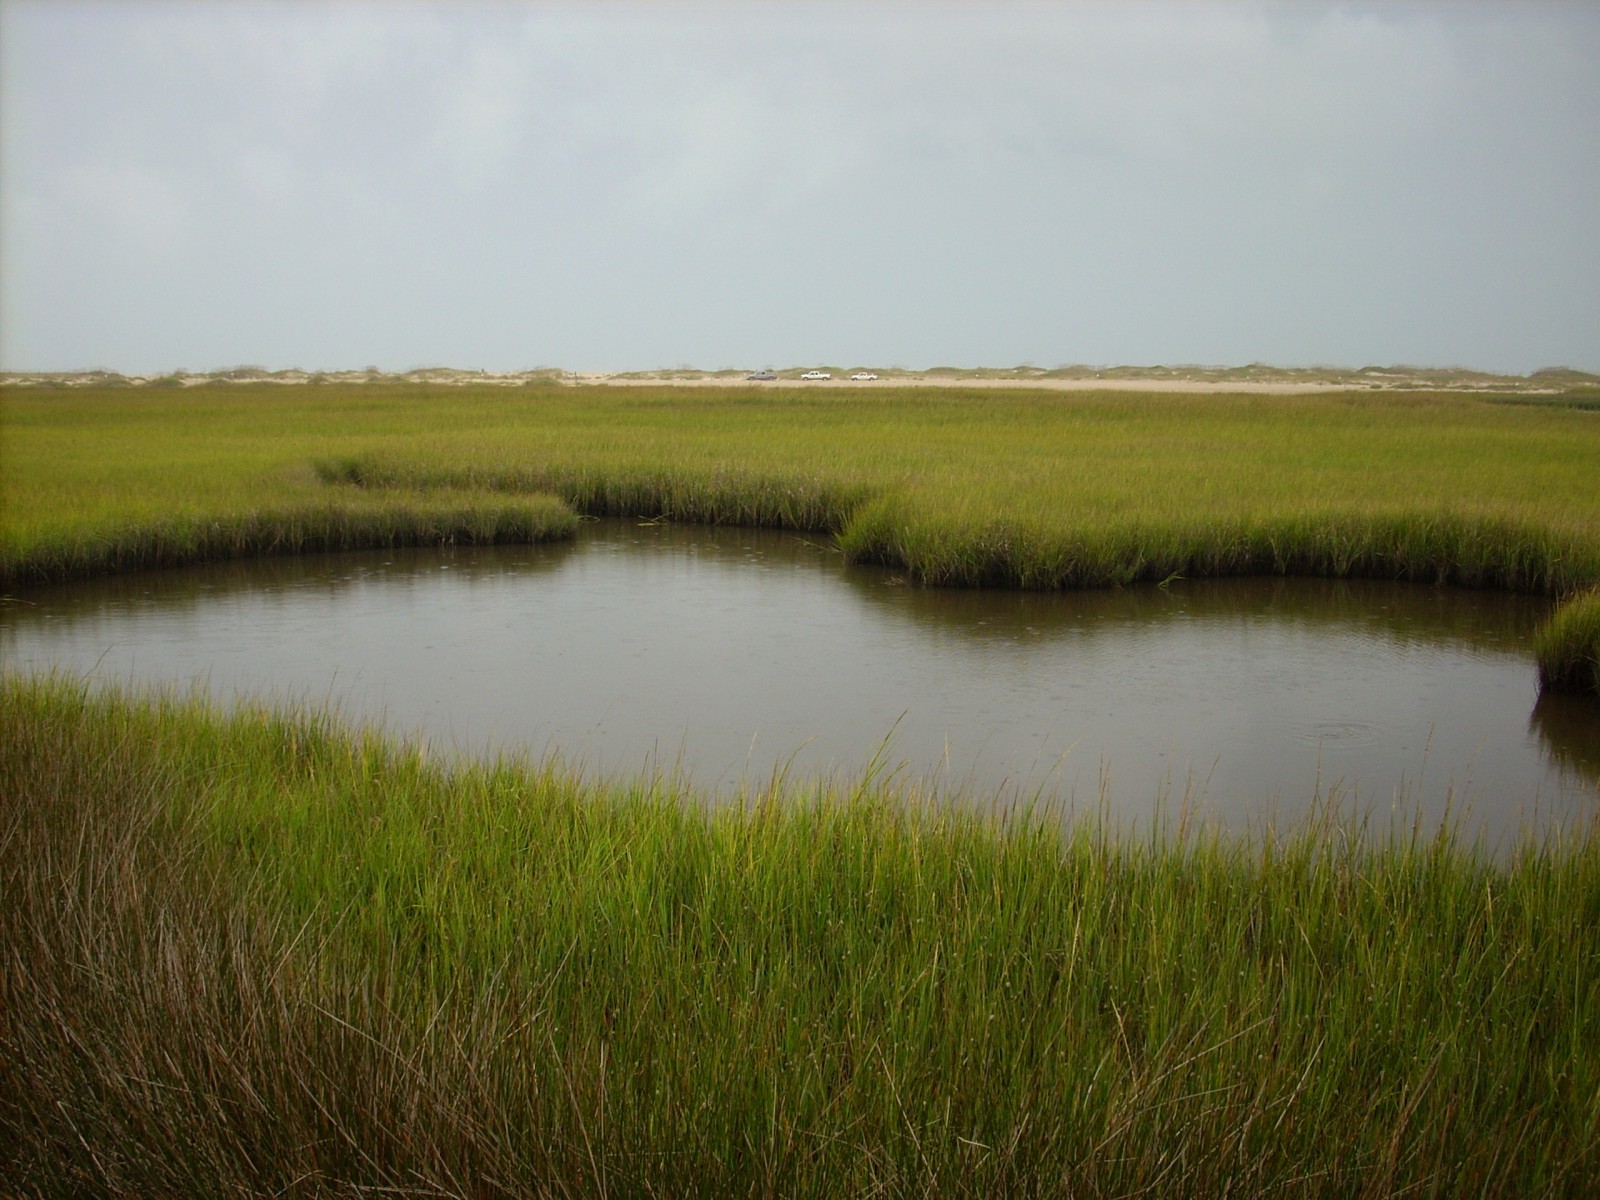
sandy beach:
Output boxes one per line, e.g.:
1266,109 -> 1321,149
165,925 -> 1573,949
571,373 -> 1358,395
3,366 -> 1591,396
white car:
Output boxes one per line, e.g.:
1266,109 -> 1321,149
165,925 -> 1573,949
850,372 -> 879,381
800,371 -> 831,380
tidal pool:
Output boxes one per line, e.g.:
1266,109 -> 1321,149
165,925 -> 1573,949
4,520 -> 1596,844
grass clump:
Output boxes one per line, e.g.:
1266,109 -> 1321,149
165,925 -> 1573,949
324,454 -> 873,532
839,497 -> 1595,593
1538,586 -> 1600,695
4,674 -> 1599,1197
1,488 -> 576,586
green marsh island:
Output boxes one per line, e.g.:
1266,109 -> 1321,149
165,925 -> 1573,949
3,375 -> 1600,1197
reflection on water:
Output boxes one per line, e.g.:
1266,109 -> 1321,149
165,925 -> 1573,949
1531,692 -> 1600,780
3,520 -> 1596,845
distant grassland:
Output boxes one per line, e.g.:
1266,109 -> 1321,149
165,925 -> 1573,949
4,382 -> 1599,586
4,381 -> 1599,689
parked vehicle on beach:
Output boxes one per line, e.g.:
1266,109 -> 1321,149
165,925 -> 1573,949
800,371 -> 831,380
851,372 -> 879,381
747,371 -> 777,381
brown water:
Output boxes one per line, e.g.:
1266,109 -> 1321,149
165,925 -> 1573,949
3,520 -> 1596,844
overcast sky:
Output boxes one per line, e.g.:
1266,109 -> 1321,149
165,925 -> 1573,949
2,1 -> 1596,375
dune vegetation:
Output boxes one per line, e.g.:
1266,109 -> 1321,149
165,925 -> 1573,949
3,380 -> 1600,1195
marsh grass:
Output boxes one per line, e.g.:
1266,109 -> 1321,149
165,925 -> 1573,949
318,455 -> 872,533
6,381 -> 1600,687
0,383 -> 587,585
1,487 -> 576,586
6,384 -> 1600,1192
837,499 -> 1596,593
6,383 -> 1599,587
1537,586 -> 1600,695
4,674 -> 1599,1197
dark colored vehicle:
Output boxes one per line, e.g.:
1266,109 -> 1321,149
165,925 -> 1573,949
747,371 -> 778,381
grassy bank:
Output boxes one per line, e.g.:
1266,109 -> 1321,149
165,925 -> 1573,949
6,383 -> 1600,589
316,386 -> 1600,595
0,383 -> 581,583
1538,586 -> 1600,695
4,674 -> 1598,1197
1,488 -> 578,583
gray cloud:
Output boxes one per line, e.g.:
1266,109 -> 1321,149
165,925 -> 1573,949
3,0 -> 1596,373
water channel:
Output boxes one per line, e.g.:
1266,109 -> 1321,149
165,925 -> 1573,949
4,520 -> 1596,845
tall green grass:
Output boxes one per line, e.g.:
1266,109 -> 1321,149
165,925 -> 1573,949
1537,586 -> 1600,695
4,674 -> 1598,1197
3,488 -> 577,584
6,384 -> 1598,583
0,384 -> 583,583
318,455 -> 872,533
839,498 -> 1594,592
